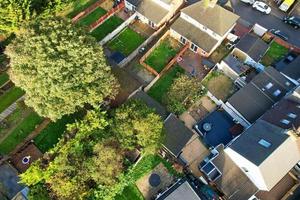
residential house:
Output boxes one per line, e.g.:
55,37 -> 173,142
124,0 -> 184,29
226,67 -> 295,124
275,55 -> 300,84
170,0 -> 239,56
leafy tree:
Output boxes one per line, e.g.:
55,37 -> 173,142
163,74 -> 206,114
112,100 -> 164,152
28,183 -> 50,200
5,18 -> 119,120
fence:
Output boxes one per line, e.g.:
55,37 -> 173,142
72,0 -> 107,23
99,13 -> 137,45
273,37 -> 300,54
89,1 -> 125,32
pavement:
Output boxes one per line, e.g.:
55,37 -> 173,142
230,0 -> 300,47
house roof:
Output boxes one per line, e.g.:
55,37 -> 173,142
130,90 -> 168,119
157,179 -> 201,200
212,146 -> 258,200
137,0 -> 169,24
280,56 -> 300,81
235,33 -> 269,62
223,54 -> 250,75
227,67 -> 295,123
171,17 -> 218,53
126,0 -> 142,6
229,120 -> 288,166
181,1 -> 239,36
163,114 -> 195,157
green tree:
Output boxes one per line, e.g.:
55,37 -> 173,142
112,100 -> 164,152
28,183 -> 50,200
5,18 -> 119,120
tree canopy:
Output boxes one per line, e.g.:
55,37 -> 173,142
5,17 -> 119,120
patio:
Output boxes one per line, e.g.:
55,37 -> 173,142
129,20 -> 155,38
177,50 -> 211,81
189,96 -> 217,122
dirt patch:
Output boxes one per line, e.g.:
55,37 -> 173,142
136,163 -> 174,200
100,0 -> 114,10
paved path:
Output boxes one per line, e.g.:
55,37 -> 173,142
0,96 -> 25,122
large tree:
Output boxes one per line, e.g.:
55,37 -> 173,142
112,100 -> 164,152
5,17 -> 119,120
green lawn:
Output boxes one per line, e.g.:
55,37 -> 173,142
65,0 -> 100,18
34,111 -> 85,153
90,16 -> 124,41
108,27 -> 145,56
260,41 -> 289,66
145,39 -> 181,73
148,65 -> 184,103
0,87 -> 25,113
0,72 -> 9,87
78,7 -> 107,26
0,112 -> 43,154
115,185 -> 144,200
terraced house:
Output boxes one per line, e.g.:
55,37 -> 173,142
124,0 -> 184,29
170,0 -> 239,56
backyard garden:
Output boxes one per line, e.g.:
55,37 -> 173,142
260,41 -> 289,66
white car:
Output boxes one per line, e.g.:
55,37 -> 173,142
252,1 -> 271,14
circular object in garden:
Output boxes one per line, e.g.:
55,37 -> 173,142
203,123 -> 212,132
22,156 -> 31,165
149,173 -> 161,187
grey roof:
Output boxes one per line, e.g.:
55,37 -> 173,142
171,17 -> 218,53
212,147 -> 258,200
163,114 -> 194,156
223,54 -> 250,75
181,1 -> 239,36
236,33 -> 269,62
281,56 -> 300,81
137,0 -> 169,24
126,0 -> 142,6
130,90 -> 168,119
228,67 -> 295,123
229,120 -> 288,166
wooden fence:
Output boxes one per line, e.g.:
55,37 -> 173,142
72,0 -> 107,23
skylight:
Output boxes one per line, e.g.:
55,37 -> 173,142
273,89 -> 281,97
288,113 -> 297,119
281,119 -> 290,125
265,82 -> 273,89
258,139 -> 271,148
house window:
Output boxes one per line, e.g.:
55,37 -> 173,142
180,36 -> 187,44
191,43 -> 198,52
202,26 -> 207,30
288,113 -> 297,119
148,20 -> 155,28
281,119 -> 290,125
265,82 -> 273,89
258,139 -> 271,148
273,89 -> 281,97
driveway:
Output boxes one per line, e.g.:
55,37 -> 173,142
231,0 -> 300,47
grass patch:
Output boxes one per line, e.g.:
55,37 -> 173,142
115,185 -> 144,200
260,41 -> 289,66
0,112 -> 43,154
108,27 -> 145,56
65,0 -> 100,18
0,72 -> 9,87
147,65 -> 184,103
90,16 -> 123,41
0,87 -> 25,113
78,7 -> 107,26
34,111 -> 85,153
202,71 -> 235,101
145,38 -> 181,73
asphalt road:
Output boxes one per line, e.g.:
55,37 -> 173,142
230,0 -> 300,47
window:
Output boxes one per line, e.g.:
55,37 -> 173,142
148,20 -> 155,28
281,119 -> 290,125
273,89 -> 281,97
191,43 -> 198,52
265,82 -> 273,89
258,139 -> 271,148
288,113 -> 297,119
180,36 -> 186,44
202,26 -> 207,30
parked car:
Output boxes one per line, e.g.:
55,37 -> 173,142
283,16 -> 300,29
252,1 -> 271,14
269,29 -> 289,41
240,0 -> 255,4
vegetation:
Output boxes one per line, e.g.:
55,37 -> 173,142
5,17 -> 119,120
28,183 -> 51,200
112,100 -> 164,152
0,72 -> 9,86
260,41 -> 289,66
78,7 -> 107,26
0,87 -> 24,113
90,16 -> 124,41
108,28 -> 145,56
163,74 -> 206,115
0,111 -> 43,154
145,38 -> 181,73
65,0 -> 100,18
148,65 -> 185,103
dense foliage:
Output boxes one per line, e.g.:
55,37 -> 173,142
5,18 -> 119,120
0,0 -> 73,34
163,74 -> 206,114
